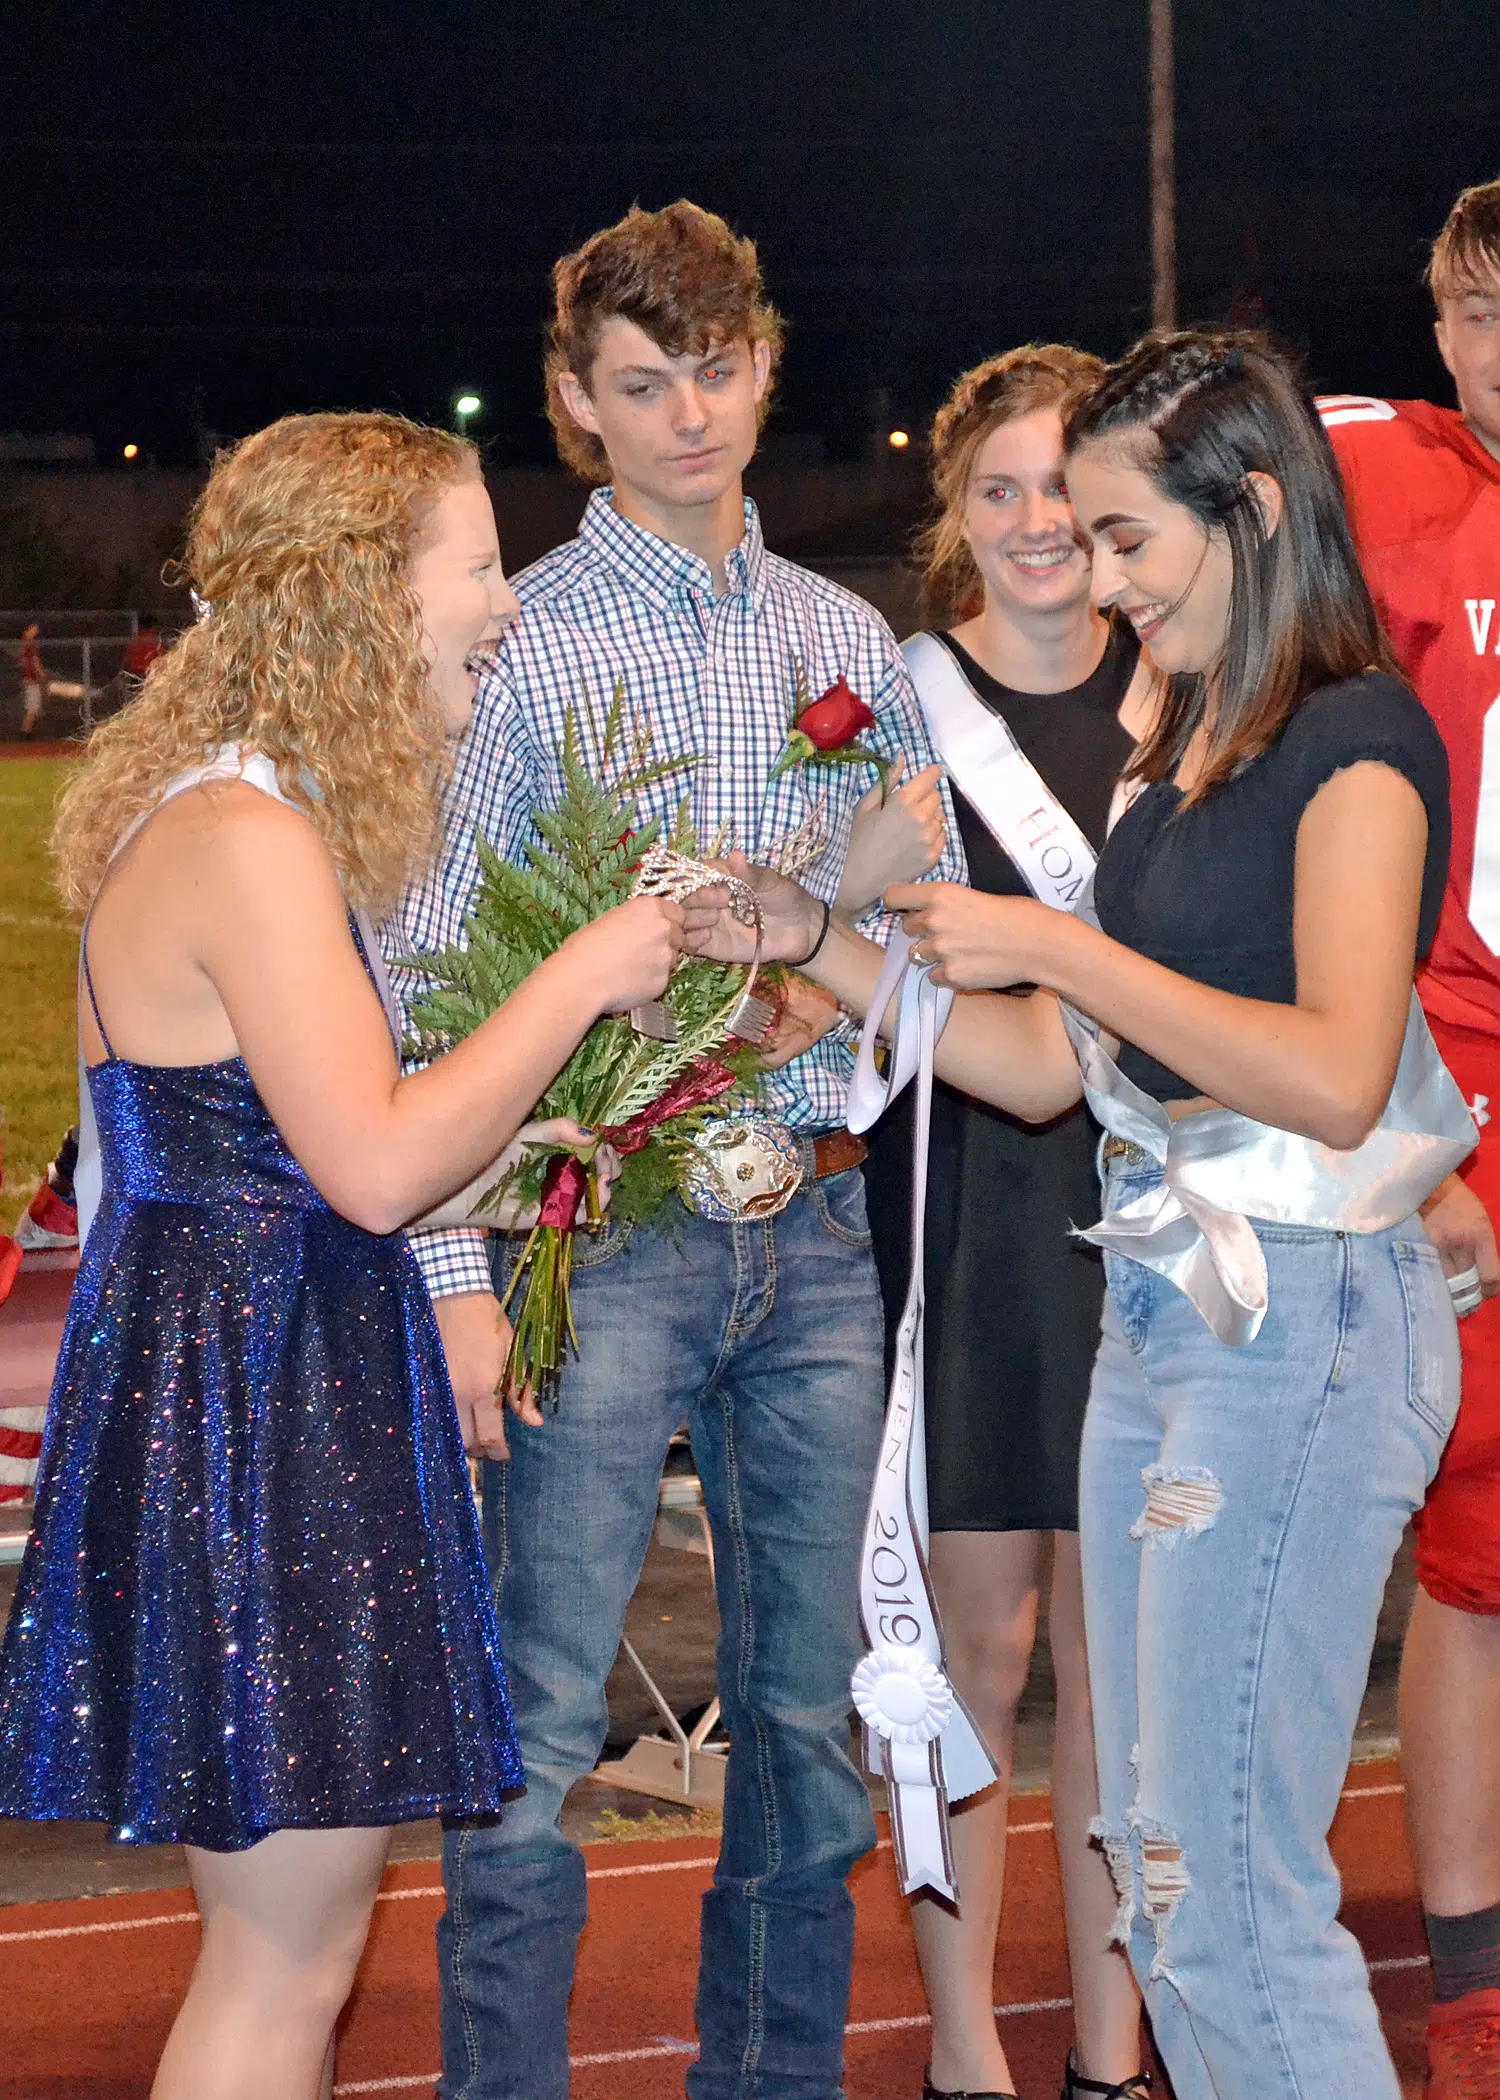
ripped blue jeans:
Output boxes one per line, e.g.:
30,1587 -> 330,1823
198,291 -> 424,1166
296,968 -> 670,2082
1079,1160 -> 1460,2100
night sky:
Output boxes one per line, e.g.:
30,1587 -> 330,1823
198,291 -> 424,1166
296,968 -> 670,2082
4,1 -> 1499,466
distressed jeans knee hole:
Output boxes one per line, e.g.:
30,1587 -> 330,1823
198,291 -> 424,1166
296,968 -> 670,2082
1089,1815 -> 1136,1947
1130,1463 -> 1223,1548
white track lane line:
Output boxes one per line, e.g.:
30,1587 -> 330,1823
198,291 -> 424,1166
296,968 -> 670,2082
0,1776 -> 1413,1948
332,1963 -> 1434,2092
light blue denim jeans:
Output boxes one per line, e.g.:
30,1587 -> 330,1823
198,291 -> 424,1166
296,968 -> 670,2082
437,1172 -> 885,2100
1080,1158 -> 1461,2100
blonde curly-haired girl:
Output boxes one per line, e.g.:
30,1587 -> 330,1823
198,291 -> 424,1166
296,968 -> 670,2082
1,411 -> 686,2100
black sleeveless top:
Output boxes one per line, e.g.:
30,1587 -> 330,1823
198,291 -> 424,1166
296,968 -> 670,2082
863,619 -> 1139,1534
1093,671 -> 1450,1101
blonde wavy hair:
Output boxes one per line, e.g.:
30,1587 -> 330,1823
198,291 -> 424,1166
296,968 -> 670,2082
55,411 -> 477,918
914,343 -> 1107,625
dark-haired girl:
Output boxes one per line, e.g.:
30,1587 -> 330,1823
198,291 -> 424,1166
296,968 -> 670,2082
691,330 -> 1474,2098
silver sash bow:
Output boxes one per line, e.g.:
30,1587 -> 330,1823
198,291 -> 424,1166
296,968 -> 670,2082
1062,989 -> 1478,1345
845,931 -> 998,1901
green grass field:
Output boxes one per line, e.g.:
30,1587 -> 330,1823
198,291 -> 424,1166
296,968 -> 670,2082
0,760 -> 78,1231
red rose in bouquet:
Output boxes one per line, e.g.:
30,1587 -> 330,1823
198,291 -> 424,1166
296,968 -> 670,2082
770,665 -> 892,800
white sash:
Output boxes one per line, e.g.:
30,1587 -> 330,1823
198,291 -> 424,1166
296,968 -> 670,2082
902,630 -> 1097,911
76,747 -> 400,1245
845,931 -> 997,1901
844,628 -> 1100,1899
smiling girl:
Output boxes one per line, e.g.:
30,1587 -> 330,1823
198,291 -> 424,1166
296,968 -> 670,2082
0,412 -> 685,2100
859,346 -> 1154,2100
692,330 -> 1474,2099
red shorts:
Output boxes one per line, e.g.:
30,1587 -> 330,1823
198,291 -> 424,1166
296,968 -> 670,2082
1414,1016 -> 1500,1613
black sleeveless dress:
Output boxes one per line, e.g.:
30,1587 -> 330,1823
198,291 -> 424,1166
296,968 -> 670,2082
865,625 -> 1139,1533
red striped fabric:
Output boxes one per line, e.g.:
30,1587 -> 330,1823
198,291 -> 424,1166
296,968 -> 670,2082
0,1409 -> 43,1502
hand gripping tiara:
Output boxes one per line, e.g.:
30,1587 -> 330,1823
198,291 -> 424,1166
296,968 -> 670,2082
628,843 -> 775,1045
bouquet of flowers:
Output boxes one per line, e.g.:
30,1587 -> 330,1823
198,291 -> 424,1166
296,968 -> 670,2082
405,690 -> 769,1406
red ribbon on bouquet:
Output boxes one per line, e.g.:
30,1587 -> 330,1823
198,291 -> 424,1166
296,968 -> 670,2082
535,1056 -> 740,1230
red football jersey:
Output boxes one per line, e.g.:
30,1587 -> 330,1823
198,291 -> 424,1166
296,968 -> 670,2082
1322,395 -> 1500,1037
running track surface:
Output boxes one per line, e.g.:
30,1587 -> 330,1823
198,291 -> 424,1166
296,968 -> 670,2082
0,1765 -> 1432,2098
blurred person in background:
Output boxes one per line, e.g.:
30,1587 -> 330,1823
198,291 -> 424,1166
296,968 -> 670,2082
123,615 -> 164,682
18,622 -> 44,736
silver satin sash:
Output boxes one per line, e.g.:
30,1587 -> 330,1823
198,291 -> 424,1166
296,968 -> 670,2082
76,746 -> 401,1245
1061,975 -> 1478,1346
845,931 -> 998,1902
902,630 -> 1097,910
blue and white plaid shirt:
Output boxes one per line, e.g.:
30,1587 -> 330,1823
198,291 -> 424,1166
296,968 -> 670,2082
389,489 -> 966,1299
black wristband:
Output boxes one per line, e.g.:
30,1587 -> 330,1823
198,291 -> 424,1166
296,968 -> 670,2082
791,897 -> 832,969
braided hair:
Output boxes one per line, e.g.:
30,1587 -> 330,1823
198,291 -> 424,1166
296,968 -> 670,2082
1063,329 -> 1395,802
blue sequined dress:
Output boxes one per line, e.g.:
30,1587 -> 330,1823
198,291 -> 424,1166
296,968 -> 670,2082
0,954 -> 522,1851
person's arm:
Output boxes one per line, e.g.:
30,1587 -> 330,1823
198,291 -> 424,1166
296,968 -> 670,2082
834,759 -> 947,922
891,761 -> 1429,1148
692,855 -> 1081,1122
190,790 -> 684,1232
857,641 -> 967,929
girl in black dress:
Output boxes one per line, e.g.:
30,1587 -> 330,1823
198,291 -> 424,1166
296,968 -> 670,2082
860,347 -> 1158,2100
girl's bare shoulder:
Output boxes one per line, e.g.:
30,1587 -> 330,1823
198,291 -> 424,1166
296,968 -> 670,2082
103,778 -> 344,931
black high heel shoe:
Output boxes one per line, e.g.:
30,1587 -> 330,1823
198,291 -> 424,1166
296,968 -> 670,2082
921,2072 -> 1018,2100
1059,2050 -> 1152,2099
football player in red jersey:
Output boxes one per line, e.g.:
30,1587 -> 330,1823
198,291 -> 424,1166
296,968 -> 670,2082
1324,176 -> 1500,2098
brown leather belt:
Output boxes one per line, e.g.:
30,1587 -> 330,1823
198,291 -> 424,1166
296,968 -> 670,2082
807,1129 -> 868,1181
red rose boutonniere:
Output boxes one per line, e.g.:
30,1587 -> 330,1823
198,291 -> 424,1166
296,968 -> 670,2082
770,666 -> 893,801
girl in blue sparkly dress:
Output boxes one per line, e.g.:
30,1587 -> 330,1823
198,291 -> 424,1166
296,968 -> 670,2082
0,412 -> 687,2099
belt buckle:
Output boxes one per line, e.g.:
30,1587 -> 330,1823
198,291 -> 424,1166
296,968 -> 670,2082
680,1114 -> 804,1222
1102,1135 -> 1153,1170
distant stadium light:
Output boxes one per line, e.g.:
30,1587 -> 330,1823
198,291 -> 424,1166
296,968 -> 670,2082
122,442 -> 140,460
887,429 -> 911,450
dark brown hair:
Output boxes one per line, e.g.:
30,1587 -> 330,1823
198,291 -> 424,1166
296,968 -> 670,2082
545,200 -> 785,482
1063,329 -> 1397,803
1428,176 -> 1500,305
915,343 -> 1106,624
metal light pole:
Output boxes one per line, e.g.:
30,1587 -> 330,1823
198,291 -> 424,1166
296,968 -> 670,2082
1150,0 -> 1177,331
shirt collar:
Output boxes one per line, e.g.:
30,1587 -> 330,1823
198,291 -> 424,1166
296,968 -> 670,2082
579,488 -> 768,612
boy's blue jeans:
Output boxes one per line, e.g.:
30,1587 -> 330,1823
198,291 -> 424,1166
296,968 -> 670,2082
437,1171 -> 885,2099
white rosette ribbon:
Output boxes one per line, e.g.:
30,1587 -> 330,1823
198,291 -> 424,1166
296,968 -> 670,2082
852,1646 -> 952,1744
845,932 -> 998,1902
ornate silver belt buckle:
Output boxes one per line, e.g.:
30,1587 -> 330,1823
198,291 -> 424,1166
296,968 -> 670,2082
680,1114 -> 805,1222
